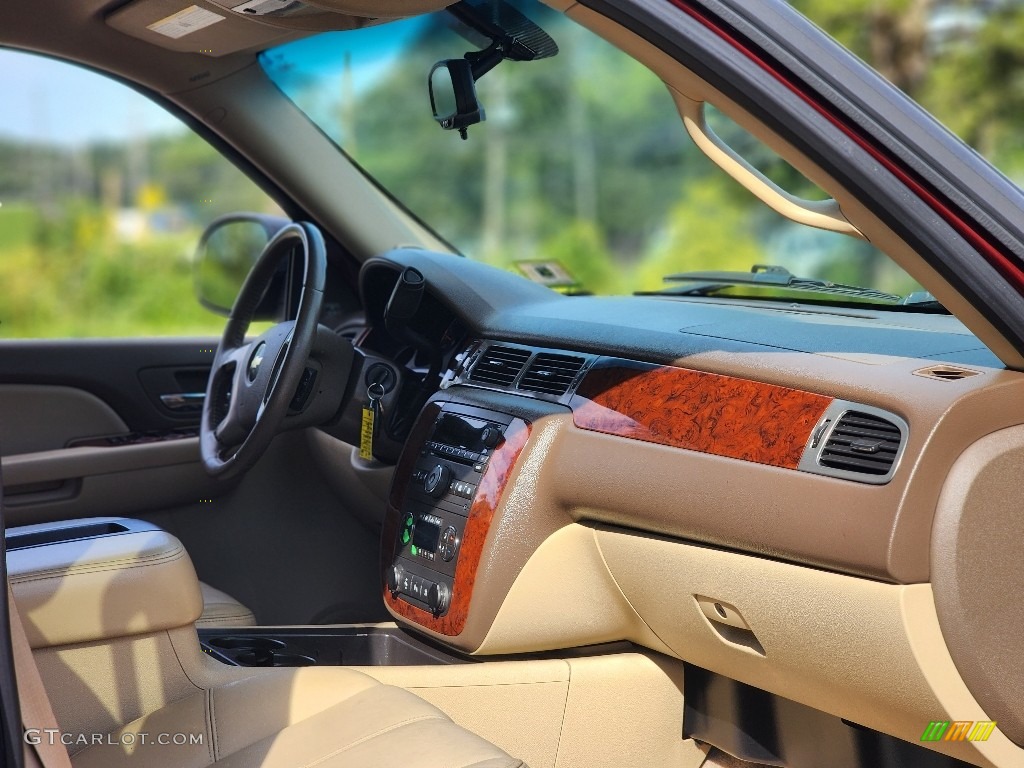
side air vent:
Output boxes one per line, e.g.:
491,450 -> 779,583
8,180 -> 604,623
469,345 -> 531,387
913,364 -> 981,382
518,353 -> 586,396
819,411 -> 902,476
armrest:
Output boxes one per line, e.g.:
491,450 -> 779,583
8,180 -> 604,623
7,518 -> 203,648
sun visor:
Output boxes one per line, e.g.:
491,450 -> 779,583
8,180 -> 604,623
106,0 -> 373,56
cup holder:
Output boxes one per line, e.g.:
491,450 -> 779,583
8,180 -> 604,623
207,636 -> 287,651
235,650 -> 315,667
198,627 -> 465,668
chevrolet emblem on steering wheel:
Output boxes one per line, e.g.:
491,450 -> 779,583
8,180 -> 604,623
248,342 -> 266,382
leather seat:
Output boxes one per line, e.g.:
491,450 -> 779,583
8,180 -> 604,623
197,582 -> 257,628
5,523 -> 523,768
69,666 -> 522,768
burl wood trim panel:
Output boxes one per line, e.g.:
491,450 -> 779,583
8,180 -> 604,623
383,411 -> 531,636
571,363 -> 832,469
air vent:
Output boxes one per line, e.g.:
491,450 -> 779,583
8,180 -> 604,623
819,411 -> 902,476
518,353 -> 586,396
913,364 -> 981,382
469,345 -> 531,387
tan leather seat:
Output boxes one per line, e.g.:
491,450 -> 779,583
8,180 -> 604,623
69,666 -> 522,768
4,520 -> 523,768
197,582 -> 257,628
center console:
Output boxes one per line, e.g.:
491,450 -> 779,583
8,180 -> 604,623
384,402 -> 520,622
380,389 -> 571,650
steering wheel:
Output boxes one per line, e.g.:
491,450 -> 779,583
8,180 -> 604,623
201,222 -> 326,479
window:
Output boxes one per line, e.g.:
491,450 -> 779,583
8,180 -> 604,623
791,0 -> 1024,185
260,0 -> 924,304
0,49 -> 283,338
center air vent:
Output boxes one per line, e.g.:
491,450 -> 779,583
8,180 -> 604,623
518,353 -> 586,396
819,411 -> 902,477
469,345 -> 531,387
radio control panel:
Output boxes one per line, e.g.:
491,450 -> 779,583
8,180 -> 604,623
387,403 -> 514,616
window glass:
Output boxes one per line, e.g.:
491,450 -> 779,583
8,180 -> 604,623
791,0 -> 1024,184
0,49 -> 283,338
260,0 -> 925,304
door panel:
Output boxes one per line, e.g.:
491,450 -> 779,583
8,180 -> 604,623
0,339 -> 220,525
1,439 -> 226,527
0,339 -> 219,435
0,385 -> 128,455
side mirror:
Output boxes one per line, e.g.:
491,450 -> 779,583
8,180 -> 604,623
195,213 -> 291,318
429,59 -> 485,139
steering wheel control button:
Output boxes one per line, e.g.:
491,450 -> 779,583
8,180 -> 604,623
439,526 -> 459,562
288,366 -> 318,411
423,464 -> 453,498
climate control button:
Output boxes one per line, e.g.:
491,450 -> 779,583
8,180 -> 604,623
387,564 -> 402,597
439,525 -> 459,562
427,581 -> 450,615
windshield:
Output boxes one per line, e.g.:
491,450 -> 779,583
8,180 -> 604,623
259,0 -> 925,303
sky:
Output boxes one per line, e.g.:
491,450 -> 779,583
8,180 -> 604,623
0,22 -> 423,147
0,48 -> 184,145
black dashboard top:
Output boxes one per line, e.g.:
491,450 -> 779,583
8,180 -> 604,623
360,249 -> 1001,370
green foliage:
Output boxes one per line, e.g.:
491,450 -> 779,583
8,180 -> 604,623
0,104 -> 282,338
0,204 -> 36,250
536,219 -> 616,293
633,181 -> 766,293
0,209 -> 226,338
791,0 -> 1024,179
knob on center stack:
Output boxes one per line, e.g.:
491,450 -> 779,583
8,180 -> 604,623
423,463 -> 452,498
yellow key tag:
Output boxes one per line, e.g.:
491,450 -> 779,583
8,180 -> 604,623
359,405 -> 375,460
359,382 -> 385,461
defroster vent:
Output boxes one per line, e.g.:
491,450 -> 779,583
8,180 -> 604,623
469,345 -> 531,387
819,411 -> 902,477
518,353 -> 586,396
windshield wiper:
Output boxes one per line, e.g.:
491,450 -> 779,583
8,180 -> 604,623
637,264 -> 903,303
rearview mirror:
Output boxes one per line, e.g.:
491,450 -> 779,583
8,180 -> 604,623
429,0 -> 559,139
429,59 -> 485,139
195,213 -> 290,317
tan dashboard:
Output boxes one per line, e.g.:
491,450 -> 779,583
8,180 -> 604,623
378,343 -> 1024,766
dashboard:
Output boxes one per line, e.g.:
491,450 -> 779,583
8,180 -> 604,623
350,247 -> 1024,765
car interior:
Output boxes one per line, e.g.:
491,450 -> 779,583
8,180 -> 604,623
2,0 -> 1024,767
